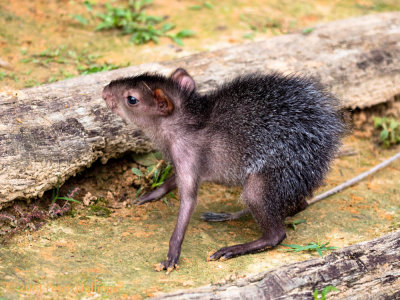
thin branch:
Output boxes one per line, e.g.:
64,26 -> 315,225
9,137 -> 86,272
202,150 -> 400,221
308,150 -> 400,205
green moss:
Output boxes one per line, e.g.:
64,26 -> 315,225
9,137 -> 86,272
88,197 -> 111,217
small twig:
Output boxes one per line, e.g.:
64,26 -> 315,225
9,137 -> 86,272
202,150 -> 400,221
308,150 -> 400,205
146,160 -> 164,180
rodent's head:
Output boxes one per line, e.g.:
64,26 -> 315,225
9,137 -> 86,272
102,68 -> 195,126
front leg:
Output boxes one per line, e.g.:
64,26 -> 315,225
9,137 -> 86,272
154,173 -> 199,274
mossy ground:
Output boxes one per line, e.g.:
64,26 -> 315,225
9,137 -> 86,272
1,134 -> 399,299
0,0 -> 399,299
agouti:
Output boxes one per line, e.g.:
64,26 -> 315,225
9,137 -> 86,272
102,68 -> 347,272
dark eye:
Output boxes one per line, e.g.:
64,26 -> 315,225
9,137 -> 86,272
127,95 -> 139,105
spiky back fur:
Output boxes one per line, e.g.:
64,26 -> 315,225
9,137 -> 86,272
187,73 -> 347,217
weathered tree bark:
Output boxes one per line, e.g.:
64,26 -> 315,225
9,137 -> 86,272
153,230 -> 400,299
0,12 -> 399,205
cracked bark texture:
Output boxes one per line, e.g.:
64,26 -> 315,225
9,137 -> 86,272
153,230 -> 400,299
1,12 -> 400,205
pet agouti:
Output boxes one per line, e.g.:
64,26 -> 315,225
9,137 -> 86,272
102,68 -> 347,272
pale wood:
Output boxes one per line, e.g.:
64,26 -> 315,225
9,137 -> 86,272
153,230 -> 400,299
1,12 -> 400,205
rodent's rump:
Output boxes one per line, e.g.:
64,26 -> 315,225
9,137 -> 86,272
177,72 -> 347,216
210,73 -> 346,214
102,68 -> 347,272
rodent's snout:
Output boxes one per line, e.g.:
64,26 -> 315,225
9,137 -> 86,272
102,86 -> 116,109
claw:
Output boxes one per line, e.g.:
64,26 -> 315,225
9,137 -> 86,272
207,248 -> 232,261
154,262 -> 165,272
154,259 -> 179,274
134,193 -> 157,205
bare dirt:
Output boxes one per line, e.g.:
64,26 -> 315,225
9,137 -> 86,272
0,0 -> 400,299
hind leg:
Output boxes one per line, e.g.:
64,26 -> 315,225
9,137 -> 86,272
208,173 -> 286,261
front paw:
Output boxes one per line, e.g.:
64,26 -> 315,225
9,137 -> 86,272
133,192 -> 157,205
154,257 -> 179,274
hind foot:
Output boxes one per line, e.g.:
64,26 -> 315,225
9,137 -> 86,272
207,232 -> 286,261
201,209 -> 250,222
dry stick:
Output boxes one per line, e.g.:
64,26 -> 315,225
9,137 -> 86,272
146,160 -> 164,180
308,150 -> 400,205
202,150 -> 400,222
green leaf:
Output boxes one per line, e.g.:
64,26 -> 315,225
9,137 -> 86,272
83,1 -> 93,12
203,2 -> 214,9
96,22 -> 111,31
132,152 -> 160,166
152,182 -> 163,188
150,35 -> 160,44
161,23 -> 175,32
153,168 -> 160,182
48,76 -> 57,83
373,116 -> 383,128
57,197 -> 82,204
302,27 -> 314,34
159,164 -> 172,183
132,167 -> 144,177
390,119 -> 399,129
162,197 -> 170,205
281,243 -> 302,249
313,289 -> 319,300
321,286 -> 338,298
176,29 -> 195,38
171,36 -> 184,46
153,151 -> 163,160
380,129 -> 389,141
293,219 -> 306,225
243,32 -> 255,40
240,13 -> 248,21
134,0 -> 142,11
286,219 -> 306,230
189,5 -> 202,10
52,186 -> 56,204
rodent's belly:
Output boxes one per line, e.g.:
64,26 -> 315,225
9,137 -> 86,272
200,174 -> 242,187
202,136 -> 246,186
200,158 -> 246,186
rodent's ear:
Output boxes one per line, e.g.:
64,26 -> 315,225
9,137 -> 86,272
154,89 -> 174,116
170,68 -> 195,93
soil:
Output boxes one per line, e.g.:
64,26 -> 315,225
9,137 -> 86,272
0,1 -> 400,299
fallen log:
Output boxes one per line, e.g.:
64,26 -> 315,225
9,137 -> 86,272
1,12 -> 399,205
153,230 -> 400,299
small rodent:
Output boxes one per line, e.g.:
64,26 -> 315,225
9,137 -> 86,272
102,68 -> 347,272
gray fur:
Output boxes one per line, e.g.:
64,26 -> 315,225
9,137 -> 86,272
102,69 -> 347,270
